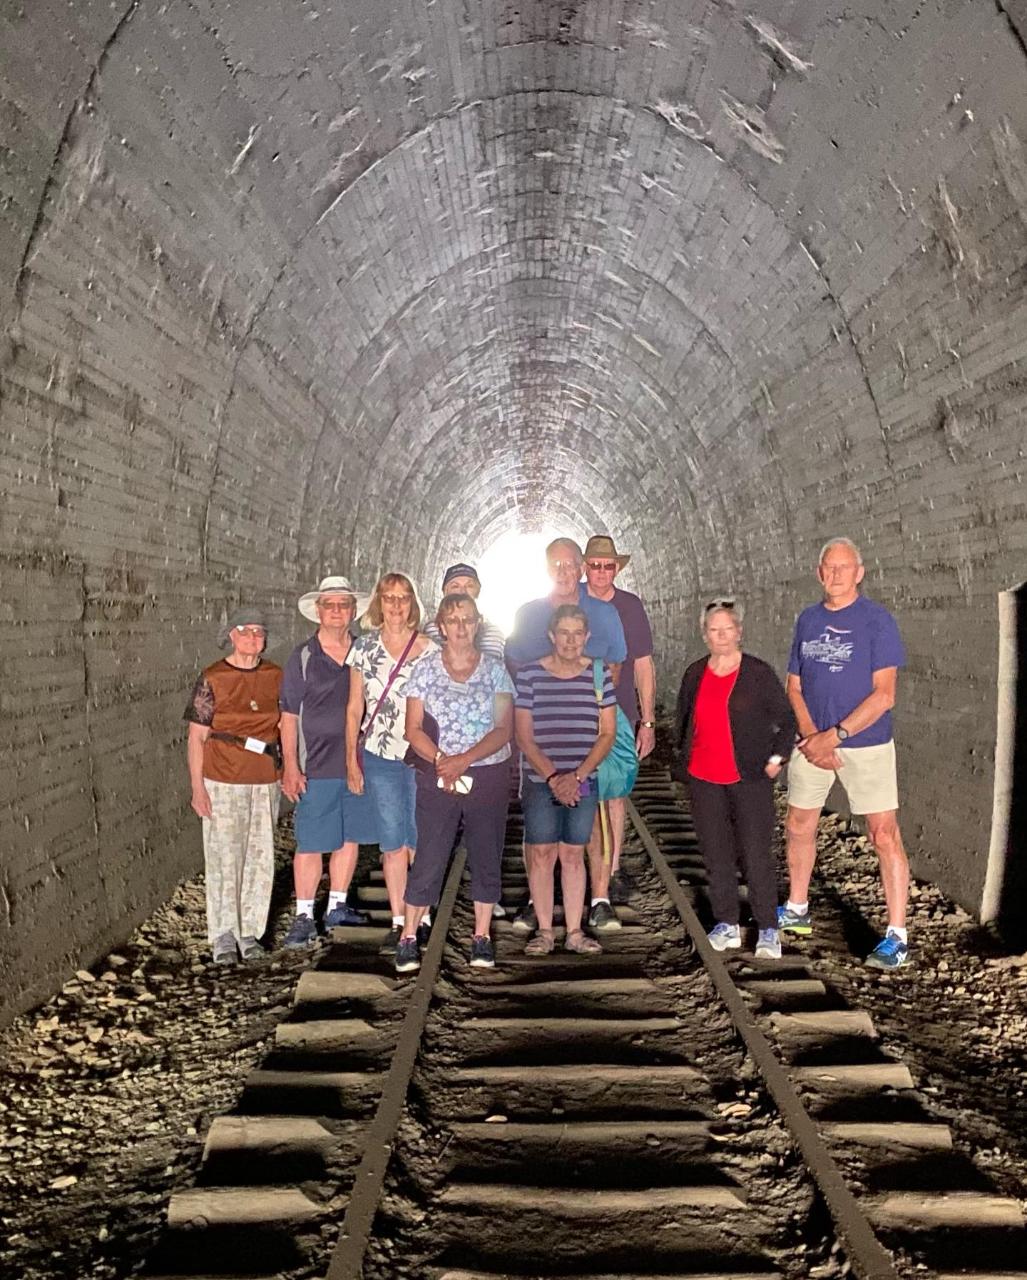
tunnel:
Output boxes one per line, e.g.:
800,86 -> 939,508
2,0 -> 1026,1024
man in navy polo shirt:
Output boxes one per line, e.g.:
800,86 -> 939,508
780,538 -> 911,969
279,575 -> 377,948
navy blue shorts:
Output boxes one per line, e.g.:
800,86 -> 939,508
294,777 -> 377,853
520,777 -> 599,846
362,750 -> 417,852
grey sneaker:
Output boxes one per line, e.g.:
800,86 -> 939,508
394,935 -> 421,973
511,903 -> 538,935
707,922 -> 742,951
282,914 -> 319,949
469,935 -> 496,968
415,920 -> 431,948
588,900 -> 622,932
754,927 -> 782,960
212,933 -> 237,965
238,935 -> 264,962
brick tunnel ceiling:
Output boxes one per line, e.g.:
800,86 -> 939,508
6,0 -> 1026,592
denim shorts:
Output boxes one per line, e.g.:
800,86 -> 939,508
520,777 -> 599,846
293,777 -> 378,853
361,749 -> 417,851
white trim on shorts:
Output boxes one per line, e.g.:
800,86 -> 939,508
786,740 -> 899,815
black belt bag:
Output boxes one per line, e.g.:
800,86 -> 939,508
208,731 -> 283,770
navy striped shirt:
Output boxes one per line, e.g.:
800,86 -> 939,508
515,661 -> 616,782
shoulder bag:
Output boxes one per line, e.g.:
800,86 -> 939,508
592,658 -> 639,801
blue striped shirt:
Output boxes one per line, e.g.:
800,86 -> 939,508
515,661 -> 616,782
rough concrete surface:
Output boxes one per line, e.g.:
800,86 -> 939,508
2,2 -> 1027,1019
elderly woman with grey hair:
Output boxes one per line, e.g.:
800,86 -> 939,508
184,608 -> 283,964
673,598 -> 796,960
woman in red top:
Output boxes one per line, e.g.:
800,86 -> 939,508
673,600 -> 796,959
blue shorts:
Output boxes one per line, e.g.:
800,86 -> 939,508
362,750 -> 417,852
520,777 -> 599,846
294,777 -> 377,853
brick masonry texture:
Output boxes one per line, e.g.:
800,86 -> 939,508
1,1 -> 1026,1022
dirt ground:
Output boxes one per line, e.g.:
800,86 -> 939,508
1,804 -> 1025,1279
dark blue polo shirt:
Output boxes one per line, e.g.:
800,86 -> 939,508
279,634 -> 351,778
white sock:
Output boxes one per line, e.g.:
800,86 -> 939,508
786,900 -> 809,915
591,897 -> 609,907
327,890 -> 347,910
392,915 -> 404,927
422,909 -> 432,927
887,925 -> 908,943
296,899 -> 315,919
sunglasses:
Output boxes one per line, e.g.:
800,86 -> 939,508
586,561 -> 618,572
704,598 -> 735,612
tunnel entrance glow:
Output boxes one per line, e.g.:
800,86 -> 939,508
476,529 -> 583,635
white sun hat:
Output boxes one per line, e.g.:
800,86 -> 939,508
297,575 -> 371,623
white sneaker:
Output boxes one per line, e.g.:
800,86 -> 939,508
707,922 -> 742,951
755,927 -> 782,960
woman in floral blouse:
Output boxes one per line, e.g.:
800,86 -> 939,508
345,573 -> 435,954
398,593 -> 515,973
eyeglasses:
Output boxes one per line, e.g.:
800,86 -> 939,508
585,561 -> 617,572
549,560 -> 581,571
233,626 -> 267,637
381,593 -> 413,605
704,598 -> 735,612
317,599 -> 354,611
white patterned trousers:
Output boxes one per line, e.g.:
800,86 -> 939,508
202,780 -> 280,944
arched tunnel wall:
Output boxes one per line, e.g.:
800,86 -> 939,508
2,0 -> 1026,1022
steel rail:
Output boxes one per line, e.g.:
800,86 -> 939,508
326,848 -> 467,1280
627,797 -> 902,1280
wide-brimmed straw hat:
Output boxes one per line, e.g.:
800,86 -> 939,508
297,575 -> 371,623
583,534 -> 630,569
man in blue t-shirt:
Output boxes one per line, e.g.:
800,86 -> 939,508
505,538 -> 627,674
780,538 -> 911,969
504,537 -> 626,934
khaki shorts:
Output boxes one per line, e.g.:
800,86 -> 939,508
786,740 -> 899,815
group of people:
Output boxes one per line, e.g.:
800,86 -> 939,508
184,536 -> 657,970
184,532 -> 911,974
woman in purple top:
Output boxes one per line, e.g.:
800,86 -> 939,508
514,605 -> 617,956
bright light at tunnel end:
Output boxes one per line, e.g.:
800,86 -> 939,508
475,528 -> 584,635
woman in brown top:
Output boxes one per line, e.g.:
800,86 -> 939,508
184,608 -> 283,964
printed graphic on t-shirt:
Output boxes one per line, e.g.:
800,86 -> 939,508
800,626 -> 855,673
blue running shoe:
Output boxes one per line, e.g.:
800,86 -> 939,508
282,914 -> 319,949
469,935 -> 495,968
777,904 -> 813,936
707,922 -> 742,951
394,935 -> 421,974
323,902 -> 369,928
864,930 -> 909,969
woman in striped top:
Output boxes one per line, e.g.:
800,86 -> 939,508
514,604 -> 617,955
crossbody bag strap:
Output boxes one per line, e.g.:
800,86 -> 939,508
363,629 -> 418,737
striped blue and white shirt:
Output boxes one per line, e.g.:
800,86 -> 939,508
515,661 -> 616,783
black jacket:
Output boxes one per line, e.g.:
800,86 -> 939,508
673,653 -> 797,783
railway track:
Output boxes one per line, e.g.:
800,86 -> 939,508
145,767 -> 1025,1280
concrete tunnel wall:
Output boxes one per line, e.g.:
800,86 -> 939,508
1,0 -> 1026,1022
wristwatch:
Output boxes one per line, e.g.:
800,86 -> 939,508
640,720 -> 656,729
834,723 -> 850,741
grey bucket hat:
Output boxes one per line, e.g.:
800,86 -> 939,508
218,607 -> 270,650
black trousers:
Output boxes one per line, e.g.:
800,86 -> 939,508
687,774 -> 778,930
406,760 -> 510,907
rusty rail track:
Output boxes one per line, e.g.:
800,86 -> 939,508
146,767 -> 1025,1280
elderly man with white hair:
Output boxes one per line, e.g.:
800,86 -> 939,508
279,574 -> 376,949
780,537 -> 911,969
